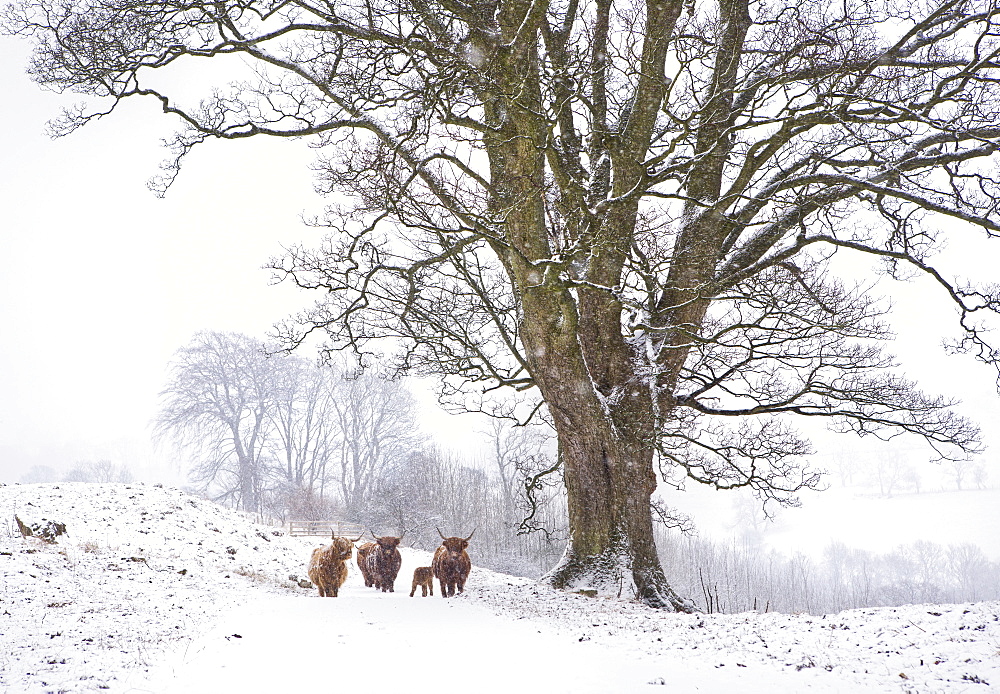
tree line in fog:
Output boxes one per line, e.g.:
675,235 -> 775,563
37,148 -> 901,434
153,331 -> 566,577
658,533 -> 1000,615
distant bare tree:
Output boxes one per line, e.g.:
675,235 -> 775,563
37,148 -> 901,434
156,331 -> 281,513
330,371 -> 424,517
484,416 -> 553,512
63,459 -> 134,483
947,543 -> 990,602
157,332 -> 426,517
944,457 -> 977,491
369,449 -> 447,546
19,465 -> 59,484
270,357 -> 342,503
911,539 -> 944,601
830,453 -> 863,488
972,463 -> 989,490
279,485 -> 341,523
902,466 -> 923,494
870,454 -> 910,498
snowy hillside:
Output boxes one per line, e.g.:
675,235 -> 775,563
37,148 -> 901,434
1,483 -> 998,693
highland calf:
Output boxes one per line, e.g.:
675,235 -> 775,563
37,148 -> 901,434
410,566 -> 434,597
307,532 -> 361,598
432,528 -> 474,598
358,532 -> 403,592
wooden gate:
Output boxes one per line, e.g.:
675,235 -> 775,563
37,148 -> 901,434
287,520 -> 366,538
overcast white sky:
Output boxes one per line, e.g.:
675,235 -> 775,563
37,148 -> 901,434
2,32 -> 1000,504
0,38 -> 369,481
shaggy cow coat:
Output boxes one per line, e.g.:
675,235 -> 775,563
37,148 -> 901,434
360,535 -> 402,592
432,532 -> 473,598
410,566 -> 434,597
357,542 -> 378,587
307,535 -> 355,598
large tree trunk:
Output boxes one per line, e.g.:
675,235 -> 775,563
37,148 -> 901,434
479,5 -> 694,611
511,267 -> 694,610
542,405 -> 694,611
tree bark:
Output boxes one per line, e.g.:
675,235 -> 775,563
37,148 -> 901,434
542,402 -> 693,611
474,6 -> 695,608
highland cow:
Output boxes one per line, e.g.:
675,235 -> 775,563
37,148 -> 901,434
432,528 -> 474,597
410,566 -> 434,597
360,532 -> 403,592
307,532 -> 361,598
357,541 -> 378,587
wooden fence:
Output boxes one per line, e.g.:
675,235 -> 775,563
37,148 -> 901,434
287,520 -> 367,538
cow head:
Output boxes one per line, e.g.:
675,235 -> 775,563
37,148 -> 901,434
371,532 -> 402,551
330,533 -> 361,560
437,527 -> 475,556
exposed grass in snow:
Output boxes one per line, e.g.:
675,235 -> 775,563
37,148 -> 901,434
1,483 -> 998,693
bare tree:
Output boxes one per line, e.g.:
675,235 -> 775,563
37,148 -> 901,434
330,371 -> 424,517
943,457 -> 977,490
484,416 -> 554,512
7,0 -> 999,610
156,331 -> 422,517
947,543 -> 990,601
270,356 -> 342,502
19,465 -> 59,484
62,459 -> 134,483
155,331 -> 281,513
869,453 -> 910,498
828,450 -> 864,488
972,462 -> 989,490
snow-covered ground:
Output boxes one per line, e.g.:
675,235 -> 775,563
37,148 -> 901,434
2,483 -> 998,693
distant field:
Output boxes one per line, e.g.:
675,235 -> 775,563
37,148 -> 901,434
668,478 -> 1000,560
761,486 -> 1000,559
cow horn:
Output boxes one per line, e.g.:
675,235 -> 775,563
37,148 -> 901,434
369,528 -> 379,540
464,528 -> 477,541
398,528 -> 406,542
436,527 -> 446,540
350,533 -> 364,543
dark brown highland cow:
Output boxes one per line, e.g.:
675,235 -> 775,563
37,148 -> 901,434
358,532 -> 403,592
307,532 -> 361,597
410,566 -> 434,597
432,528 -> 474,598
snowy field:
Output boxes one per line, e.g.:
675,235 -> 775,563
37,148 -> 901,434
2,483 -> 998,693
